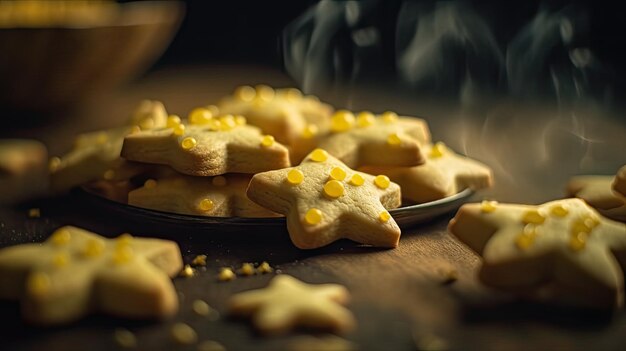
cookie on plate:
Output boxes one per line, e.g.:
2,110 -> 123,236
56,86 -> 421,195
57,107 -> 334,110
449,198 -> 626,309
247,148 -> 402,249
0,139 -> 48,204
128,174 -> 280,218
0,226 -> 183,324
361,142 -> 493,203
567,174 -> 626,222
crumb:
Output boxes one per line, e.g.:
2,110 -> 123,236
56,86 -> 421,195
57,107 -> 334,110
113,328 -> 137,348
218,267 -> 235,281
191,254 -> 207,266
238,263 -> 255,276
257,261 -> 273,274
192,299 -> 218,319
179,264 -> 195,278
27,208 -> 40,218
171,322 -> 198,345
197,340 -> 226,351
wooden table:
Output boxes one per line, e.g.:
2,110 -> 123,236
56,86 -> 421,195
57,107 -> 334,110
2,65 -> 626,351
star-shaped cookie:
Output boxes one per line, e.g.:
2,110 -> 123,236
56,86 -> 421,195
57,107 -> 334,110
567,175 -> 626,222
229,275 -> 355,335
0,226 -> 183,324
247,149 -> 402,249
128,174 -> 280,218
121,122 -> 290,176
361,142 -> 493,203
318,111 -> 430,169
448,198 -> 626,309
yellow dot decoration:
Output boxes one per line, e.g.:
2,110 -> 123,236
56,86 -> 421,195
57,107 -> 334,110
212,176 -> 227,187
235,85 -> 256,102
329,166 -> 347,181
181,137 -> 197,150
166,115 -> 181,128
305,208 -> 323,225
310,148 -> 328,162
374,175 -> 391,189
480,200 -> 498,213
239,263 -> 255,276
116,233 -> 133,247
284,88 -> 303,102
257,261 -> 273,274
234,115 -> 247,126
287,169 -> 304,185
387,133 -> 402,146
302,124 -> 319,139
82,238 -> 105,258
569,232 -> 587,251
144,179 -> 157,189
349,173 -> 365,186
219,115 -> 237,130
52,253 -> 69,268
112,246 -> 134,265
255,84 -> 275,101
429,142 -> 447,158
260,135 -> 275,147
381,111 -> 398,124
198,199 -> 214,212
515,224 -> 537,250
189,108 -> 213,125
522,210 -> 545,225
218,267 -> 236,281
330,110 -> 355,132
379,211 -> 391,223
173,123 -> 186,136
50,228 -> 71,246
27,272 -> 51,297
550,204 -> 569,217
324,180 -> 345,198
356,111 -> 375,128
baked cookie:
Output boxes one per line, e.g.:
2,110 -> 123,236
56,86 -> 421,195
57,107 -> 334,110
361,142 -> 493,203
567,175 -> 626,222
0,226 -> 183,324
449,198 -> 626,309
229,274 -> 355,335
0,139 -> 48,204
247,149 -> 402,249
121,121 -> 291,176
613,165 -> 626,201
128,174 -> 280,218
317,111 -> 430,169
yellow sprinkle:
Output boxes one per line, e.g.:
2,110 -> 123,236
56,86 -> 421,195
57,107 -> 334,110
212,176 -> 227,187
429,142 -> 447,158
330,110 -> 355,132
374,175 -> 391,189
310,148 -> 328,162
48,157 -> 61,172
324,180 -> 345,198
522,209 -> 545,225
144,179 -> 157,189
379,211 -> 391,223
112,246 -> 134,265
198,198 -> 214,212
349,173 -> 365,186
571,217 -> 594,235
287,169 -> 304,185
480,200 -> 498,213
235,85 -> 256,102
208,118 -> 222,131
191,254 -> 207,266
257,261 -> 273,274
197,340 -> 226,351
302,124 -> 318,139
356,111 -> 376,127
117,233 -> 133,246
27,272 -> 51,297
192,299 -> 214,317
218,267 -> 236,281
515,233 -> 535,250
381,111 -> 398,124
284,88 -> 303,102
170,323 -> 198,345
550,204 -> 569,217
585,215 -> 600,229
113,328 -> 137,349
189,107 -> 213,125
180,264 -> 195,278
173,123 -> 186,136
234,115 -> 247,125
167,115 -> 181,128
305,208 -> 323,225
206,105 -> 220,116
103,169 -> 115,180
219,114 -> 237,130
329,166 -> 347,181
181,137 -> 197,150
50,228 -> 71,246
569,232 -> 587,252
52,252 -> 69,268
256,84 -> 275,101
28,208 -> 40,218
261,135 -> 275,147
82,238 -> 105,258
387,133 -> 402,146
239,263 -> 255,276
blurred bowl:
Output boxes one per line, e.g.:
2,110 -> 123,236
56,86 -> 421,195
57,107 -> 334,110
0,1 -> 184,114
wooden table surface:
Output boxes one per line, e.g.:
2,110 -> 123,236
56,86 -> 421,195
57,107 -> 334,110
2,65 -> 626,351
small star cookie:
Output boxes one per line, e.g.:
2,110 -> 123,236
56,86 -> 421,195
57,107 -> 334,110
612,165 -> 626,201
247,149 -> 402,249
121,119 -> 291,176
361,142 -> 493,203
567,174 -> 626,222
448,198 -> 626,309
0,226 -> 183,324
317,111 -> 430,169
229,275 -> 355,335
128,174 -> 280,218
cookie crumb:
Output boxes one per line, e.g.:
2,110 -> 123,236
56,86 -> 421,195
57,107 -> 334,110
179,264 -> 195,278
170,322 -> 198,345
192,299 -> 215,317
238,263 -> 255,276
27,208 -> 40,218
218,267 -> 236,281
191,254 -> 207,266
197,340 -> 226,351
257,261 -> 273,274
113,328 -> 137,348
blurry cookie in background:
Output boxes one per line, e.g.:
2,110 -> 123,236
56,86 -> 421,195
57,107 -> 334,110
567,170 -> 626,222
0,139 -> 48,204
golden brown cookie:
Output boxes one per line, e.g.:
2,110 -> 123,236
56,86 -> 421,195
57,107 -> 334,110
449,198 -> 626,309
0,139 -> 48,204
247,149 -> 402,249
128,174 -> 280,218
567,175 -> 626,222
229,275 -> 355,335
0,226 -> 183,324
361,142 -> 493,203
